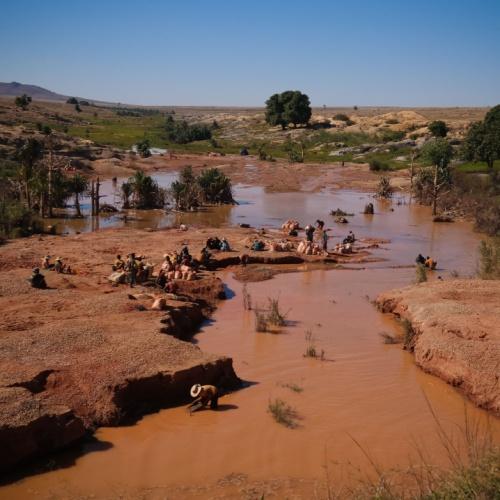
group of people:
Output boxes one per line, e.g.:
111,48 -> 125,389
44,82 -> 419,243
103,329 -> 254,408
41,255 -> 72,274
110,244 -> 215,289
416,254 -> 437,270
112,253 -> 154,287
206,236 -> 231,252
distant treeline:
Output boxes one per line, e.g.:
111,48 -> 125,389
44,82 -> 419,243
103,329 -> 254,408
113,107 -> 164,117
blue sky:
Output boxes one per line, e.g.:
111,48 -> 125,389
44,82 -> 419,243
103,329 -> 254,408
1,0 -> 499,106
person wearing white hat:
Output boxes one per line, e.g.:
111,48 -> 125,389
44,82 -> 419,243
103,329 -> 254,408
188,384 -> 218,412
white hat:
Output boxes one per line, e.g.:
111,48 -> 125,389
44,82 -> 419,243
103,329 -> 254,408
190,384 -> 202,398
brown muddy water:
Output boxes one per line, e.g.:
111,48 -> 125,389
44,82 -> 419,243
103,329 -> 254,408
1,173 -> 497,499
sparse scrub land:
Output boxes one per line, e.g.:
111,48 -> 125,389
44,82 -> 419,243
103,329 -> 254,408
267,398 -> 300,428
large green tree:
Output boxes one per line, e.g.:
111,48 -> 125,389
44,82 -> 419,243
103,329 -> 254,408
462,105 -> 500,171
265,91 -> 311,129
428,120 -> 449,137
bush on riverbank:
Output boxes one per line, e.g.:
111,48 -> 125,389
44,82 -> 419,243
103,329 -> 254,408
170,166 -> 234,210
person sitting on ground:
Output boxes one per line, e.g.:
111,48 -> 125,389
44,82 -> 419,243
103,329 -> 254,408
181,246 -> 190,258
188,384 -> 219,412
424,256 -> 437,270
415,254 -> 426,265
343,231 -> 355,244
54,257 -> 65,274
113,254 -> 125,271
206,237 -> 221,250
220,238 -> 230,252
41,255 -> 52,269
29,268 -> 47,289
251,239 -> 265,251
199,246 -> 211,267
161,255 -> 174,272
305,224 -> 315,242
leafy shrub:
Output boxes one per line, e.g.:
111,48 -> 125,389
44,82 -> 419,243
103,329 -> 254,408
377,175 -> 393,198
369,159 -> 390,171
334,113 -> 350,121
386,118 -> 399,125
428,120 -> 449,137
379,130 -> 405,142
136,139 -> 151,158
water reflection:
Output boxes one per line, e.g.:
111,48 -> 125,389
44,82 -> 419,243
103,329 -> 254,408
42,170 -> 482,274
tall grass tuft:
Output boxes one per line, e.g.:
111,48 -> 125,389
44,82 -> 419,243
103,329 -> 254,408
267,398 -> 300,428
254,309 -> 268,332
267,297 -> 287,327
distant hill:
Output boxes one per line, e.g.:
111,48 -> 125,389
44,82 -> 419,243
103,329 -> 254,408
0,82 -> 69,101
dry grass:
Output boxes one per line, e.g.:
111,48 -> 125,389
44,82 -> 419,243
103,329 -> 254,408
267,398 -> 300,428
331,398 -> 500,499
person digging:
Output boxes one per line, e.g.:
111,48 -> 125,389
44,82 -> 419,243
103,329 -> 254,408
187,384 -> 219,413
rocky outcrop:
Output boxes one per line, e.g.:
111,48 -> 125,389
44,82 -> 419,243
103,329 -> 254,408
376,279 -> 500,415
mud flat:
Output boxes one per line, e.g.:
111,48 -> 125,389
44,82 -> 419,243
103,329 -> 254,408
376,279 -> 500,415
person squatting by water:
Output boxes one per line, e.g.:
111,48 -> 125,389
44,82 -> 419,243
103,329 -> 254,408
188,384 -> 219,413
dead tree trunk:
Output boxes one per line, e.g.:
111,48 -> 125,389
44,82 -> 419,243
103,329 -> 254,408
432,163 -> 439,216
409,150 -> 415,204
95,177 -> 100,215
90,180 -> 95,216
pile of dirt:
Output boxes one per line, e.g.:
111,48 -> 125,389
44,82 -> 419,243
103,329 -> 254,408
376,279 -> 500,415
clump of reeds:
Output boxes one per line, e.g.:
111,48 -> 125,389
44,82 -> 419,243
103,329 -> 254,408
253,296 -> 288,332
267,398 -> 300,428
377,175 -> 393,198
478,238 -> 500,280
415,263 -> 427,283
267,297 -> 287,326
254,309 -> 268,332
304,330 -> 326,360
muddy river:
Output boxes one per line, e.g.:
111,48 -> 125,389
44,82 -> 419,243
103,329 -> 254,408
1,172 -> 497,498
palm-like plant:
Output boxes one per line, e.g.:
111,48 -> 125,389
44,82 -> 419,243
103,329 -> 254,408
16,138 -> 43,209
121,181 -> 133,209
